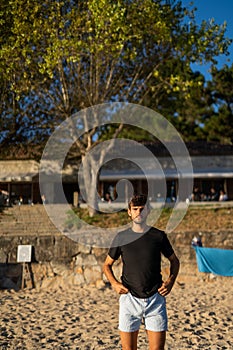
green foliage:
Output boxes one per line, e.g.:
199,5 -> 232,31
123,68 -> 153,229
65,209 -> 83,229
65,207 -> 129,228
200,64 -> 233,144
0,0 -> 232,158
64,207 -> 175,229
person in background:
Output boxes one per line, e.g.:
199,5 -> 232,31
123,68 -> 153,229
105,192 -> 112,203
18,196 -> 23,206
208,187 -> 219,201
41,194 -> 46,204
191,235 -> 203,247
219,190 -> 228,201
103,194 -> 180,350
191,187 -> 202,201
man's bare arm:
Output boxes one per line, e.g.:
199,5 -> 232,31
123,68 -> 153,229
158,253 -> 180,296
103,255 -> 129,294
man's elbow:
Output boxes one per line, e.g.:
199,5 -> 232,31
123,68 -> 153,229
170,253 -> 180,271
169,253 -> 179,262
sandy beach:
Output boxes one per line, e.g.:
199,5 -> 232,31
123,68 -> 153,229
0,274 -> 232,350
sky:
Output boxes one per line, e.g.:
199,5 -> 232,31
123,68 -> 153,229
182,0 -> 233,79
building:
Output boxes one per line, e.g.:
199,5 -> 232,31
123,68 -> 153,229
0,142 -> 233,205
0,160 -> 40,205
98,142 -> 233,202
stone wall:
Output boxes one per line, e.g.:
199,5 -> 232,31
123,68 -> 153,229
1,230 -> 233,290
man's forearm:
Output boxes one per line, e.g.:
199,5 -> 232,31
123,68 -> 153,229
103,263 -> 118,286
169,255 -> 180,285
103,261 -> 129,294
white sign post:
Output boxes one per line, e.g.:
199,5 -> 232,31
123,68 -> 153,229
17,245 -> 32,289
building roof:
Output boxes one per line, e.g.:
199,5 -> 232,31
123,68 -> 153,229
144,141 -> 233,157
0,148 -> 233,183
0,160 -> 39,182
99,155 -> 233,180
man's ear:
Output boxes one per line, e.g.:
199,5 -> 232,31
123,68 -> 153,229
128,209 -> 131,216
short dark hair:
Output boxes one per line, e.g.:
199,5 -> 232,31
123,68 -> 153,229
128,194 -> 148,209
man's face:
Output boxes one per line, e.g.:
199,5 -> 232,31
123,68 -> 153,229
128,205 -> 149,224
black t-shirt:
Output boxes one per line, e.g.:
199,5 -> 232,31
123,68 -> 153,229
108,227 -> 174,298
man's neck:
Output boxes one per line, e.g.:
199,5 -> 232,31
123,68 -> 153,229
131,222 -> 149,233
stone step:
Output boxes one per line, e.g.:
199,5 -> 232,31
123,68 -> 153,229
0,205 -> 62,236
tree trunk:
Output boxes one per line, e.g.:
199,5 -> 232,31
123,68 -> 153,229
81,154 -> 99,217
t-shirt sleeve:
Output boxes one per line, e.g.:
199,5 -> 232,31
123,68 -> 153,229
161,232 -> 174,258
108,234 -> 121,260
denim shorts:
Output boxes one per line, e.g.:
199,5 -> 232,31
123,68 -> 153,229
119,292 -> 168,332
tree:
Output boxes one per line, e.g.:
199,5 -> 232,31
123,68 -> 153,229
0,0 -> 231,214
201,64 -> 233,144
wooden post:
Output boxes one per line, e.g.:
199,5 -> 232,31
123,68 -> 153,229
21,262 -> 25,289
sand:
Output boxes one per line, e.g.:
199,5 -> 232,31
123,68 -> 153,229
0,276 -> 232,350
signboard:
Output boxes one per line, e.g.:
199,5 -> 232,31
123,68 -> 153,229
17,245 -> 32,263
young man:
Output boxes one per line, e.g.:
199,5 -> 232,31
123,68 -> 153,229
103,194 -> 180,350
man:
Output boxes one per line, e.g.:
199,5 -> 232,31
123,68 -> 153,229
103,194 -> 180,350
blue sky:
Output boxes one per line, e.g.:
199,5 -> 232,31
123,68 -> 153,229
182,0 -> 233,79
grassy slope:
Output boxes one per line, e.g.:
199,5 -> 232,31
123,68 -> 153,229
69,206 -> 233,232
